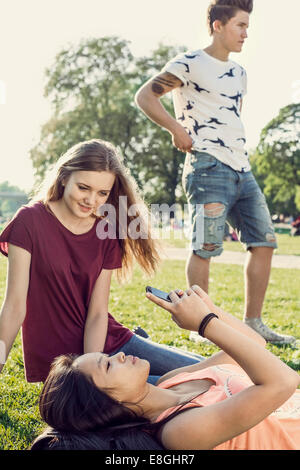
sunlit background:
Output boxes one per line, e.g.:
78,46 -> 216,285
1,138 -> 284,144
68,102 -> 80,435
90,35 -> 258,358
0,0 -> 299,191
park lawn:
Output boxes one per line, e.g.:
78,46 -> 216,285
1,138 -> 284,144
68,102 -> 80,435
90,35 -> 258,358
160,230 -> 300,256
223,233 -> 300,256
0,257 -> 299,450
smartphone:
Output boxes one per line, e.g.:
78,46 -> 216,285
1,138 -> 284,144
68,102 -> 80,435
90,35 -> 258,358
146,286 -> 172,302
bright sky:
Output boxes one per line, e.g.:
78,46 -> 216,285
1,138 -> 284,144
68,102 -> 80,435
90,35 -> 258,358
0,0 -> 299,192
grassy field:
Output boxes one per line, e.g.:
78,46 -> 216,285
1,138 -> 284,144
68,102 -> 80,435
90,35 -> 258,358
0,256 -> 299,450
159,230 -> 300,256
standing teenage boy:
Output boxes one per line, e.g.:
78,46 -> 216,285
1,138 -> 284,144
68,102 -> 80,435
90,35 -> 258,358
135,0 -> 295,344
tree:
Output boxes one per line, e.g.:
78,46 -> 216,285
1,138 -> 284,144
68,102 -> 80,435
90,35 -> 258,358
0,181 -> 28,216
29,37 -> 186,206
251,103 -> 300,216
132,43 -> 187,206
30,37 -> 140,182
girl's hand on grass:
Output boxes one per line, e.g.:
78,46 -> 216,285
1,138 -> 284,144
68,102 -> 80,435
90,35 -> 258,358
146,287 -> 212,332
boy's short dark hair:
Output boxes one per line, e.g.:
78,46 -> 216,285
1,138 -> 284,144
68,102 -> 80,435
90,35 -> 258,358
207,0 -> 253,35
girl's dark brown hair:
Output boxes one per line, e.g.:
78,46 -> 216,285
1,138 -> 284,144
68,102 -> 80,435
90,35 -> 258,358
207,0 -> 253,35
34,355 -> 163,450
34,354 -> 199,450
31,139 -> 160,281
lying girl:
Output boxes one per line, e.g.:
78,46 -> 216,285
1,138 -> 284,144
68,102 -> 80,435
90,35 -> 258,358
34,285 -> 300,450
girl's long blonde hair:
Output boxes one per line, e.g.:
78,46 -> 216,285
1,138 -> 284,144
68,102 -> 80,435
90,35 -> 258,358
31,139 -> 160,281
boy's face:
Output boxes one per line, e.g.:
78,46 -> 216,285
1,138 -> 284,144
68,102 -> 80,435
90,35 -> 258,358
216,10 -> 250,53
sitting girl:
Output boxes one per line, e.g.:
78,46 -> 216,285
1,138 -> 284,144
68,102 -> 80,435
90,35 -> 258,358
0,139 -> 204,386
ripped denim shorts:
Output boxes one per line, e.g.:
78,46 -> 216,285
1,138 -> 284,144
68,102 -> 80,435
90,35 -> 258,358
182,151 -> 278,259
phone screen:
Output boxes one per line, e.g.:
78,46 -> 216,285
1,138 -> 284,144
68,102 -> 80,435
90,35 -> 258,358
146,286 -> 172,302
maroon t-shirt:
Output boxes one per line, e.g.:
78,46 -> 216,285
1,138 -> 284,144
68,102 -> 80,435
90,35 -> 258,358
0,202 -> 133,382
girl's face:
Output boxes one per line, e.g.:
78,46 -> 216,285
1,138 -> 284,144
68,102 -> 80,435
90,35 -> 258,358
74,352 -> 150,403
62,170 -> 116,219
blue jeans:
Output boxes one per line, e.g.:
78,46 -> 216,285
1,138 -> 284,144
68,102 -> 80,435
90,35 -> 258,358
111,334 -> 205,385
182,151 -> 278,259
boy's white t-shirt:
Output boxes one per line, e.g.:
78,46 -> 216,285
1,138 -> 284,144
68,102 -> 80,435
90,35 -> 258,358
162,49 -> 250,172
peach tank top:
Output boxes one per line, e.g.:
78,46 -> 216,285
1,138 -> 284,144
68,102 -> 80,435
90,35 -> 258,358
155,364 -> 300,450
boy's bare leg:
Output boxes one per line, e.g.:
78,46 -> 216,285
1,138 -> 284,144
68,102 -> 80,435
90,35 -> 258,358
244,247 -> 273,319
186,253 -> 210,293
186,248 -> 273,316
186,247 -> 295,345
186,253 -> 213,344
244,246 -> 295,344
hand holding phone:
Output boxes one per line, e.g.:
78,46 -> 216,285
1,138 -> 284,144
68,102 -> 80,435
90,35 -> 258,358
146,286 -> 172,303
146,285 -> 213,332
146,286 -> 185,304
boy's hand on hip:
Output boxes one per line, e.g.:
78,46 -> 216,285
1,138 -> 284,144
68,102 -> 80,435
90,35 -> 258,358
171,125 -> 193,153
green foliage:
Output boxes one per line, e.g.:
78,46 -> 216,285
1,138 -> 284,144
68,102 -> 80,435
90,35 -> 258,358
29,37 -> 186,205
251,103 -> 300,216
31,38 -> 138,181
0,181 -> 28,217
133,44 -> 187,205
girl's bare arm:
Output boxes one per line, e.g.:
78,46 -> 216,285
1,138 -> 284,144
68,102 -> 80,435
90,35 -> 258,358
149,285 -> 266,384
84,269 -> 113,354
158,292 -> 299,449
0,244 -> 31,372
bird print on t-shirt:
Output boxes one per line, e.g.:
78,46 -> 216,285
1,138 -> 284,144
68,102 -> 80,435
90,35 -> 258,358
184,54 -> 198,59
220,104 -> 240,118
218,68 -> 235,79
175,61 -> 190,73
190,81 -> 210,94
188,116 -> 216,135
185,100 -> 195,111
221,92 -> 242,106
205,117 -> 227,126
203,138 -> 233,153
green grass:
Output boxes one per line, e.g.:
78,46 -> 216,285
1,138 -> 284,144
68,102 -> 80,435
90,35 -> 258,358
223,234 -> 300,256
0,256 -> 299,450
160,230 -> 300,256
